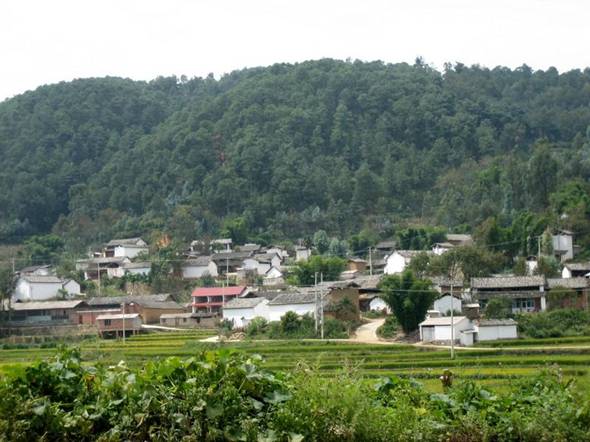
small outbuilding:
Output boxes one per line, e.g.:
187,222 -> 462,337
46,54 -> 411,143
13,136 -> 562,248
96,313 -> 142,338
475,319 -> 518,341
159,312 -> 217,328
419,316 -> 471,343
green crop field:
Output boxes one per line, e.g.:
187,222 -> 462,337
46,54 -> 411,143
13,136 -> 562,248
1,331 -> 590,394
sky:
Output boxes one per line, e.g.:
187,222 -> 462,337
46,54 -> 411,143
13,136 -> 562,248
1,0 -> 589,101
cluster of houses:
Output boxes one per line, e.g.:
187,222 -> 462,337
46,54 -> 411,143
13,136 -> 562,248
5,229 -> 590,345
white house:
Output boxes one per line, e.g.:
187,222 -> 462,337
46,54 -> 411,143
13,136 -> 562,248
295,246 -> 312,262
433,294 -> 462,315
105,238 -> 149,259
243,253 -> 282,276
211,238 -> 233,253
13,276 -> 80,302
384,250 -> 431,275
562,262 -> 590,279
123,261 -> 151,276
77,257 -> 131,280
267,291 -> 316,322
182,257 -> 218,279
432,242 -> 455,255
552,230 -> 574,262
419,316 -> 472,342
263,267 -> 284,286
266,246 -> 289,260
222,297 -> 269,329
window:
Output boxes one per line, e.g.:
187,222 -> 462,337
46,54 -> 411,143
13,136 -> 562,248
183,318 -> 187,323
104,319 -> 112,326
512,298 -> 535,312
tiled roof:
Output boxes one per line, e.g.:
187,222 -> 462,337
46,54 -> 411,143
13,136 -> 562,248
21,275 -> 64,284
564,262 -> 590,272
547,277 -> 589,289
419,316 -> 467,326
123,261 -> 151,269
88,294 -> 172,306
96,313 -> 140,320
430,276 -> 464,287
106,238 -> 145,246
183,256 -> 212,266
268,291 -> 316,305
446,234 -> 473,243
11,300 -> 87,310
478,319 -> 518,326
471,276 -> 545,289
224,297 -> 267,309
192,286 -> 246,297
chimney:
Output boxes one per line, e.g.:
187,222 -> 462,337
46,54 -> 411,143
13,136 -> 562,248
463,303 -> 480,320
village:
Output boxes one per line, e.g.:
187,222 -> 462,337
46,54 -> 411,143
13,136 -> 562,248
2,228 -> 587,347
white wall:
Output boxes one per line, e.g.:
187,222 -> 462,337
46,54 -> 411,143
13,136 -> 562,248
295,249 -> 311,261
553,234 -> 573,261
63,280 -> 80,296
13,279 -> 63,302
369,297 -> 391,313
114,245 -> 149,259
268,303 -> 315,322
562,267 -> 572,278
223,301 -> 269,328
477,325 -> 518,341
433,296 -> 462,315
421,317 -> 471,341
383,253 -> 407,275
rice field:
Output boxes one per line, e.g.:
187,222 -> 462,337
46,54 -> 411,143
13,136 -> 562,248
1,331 -> 590,393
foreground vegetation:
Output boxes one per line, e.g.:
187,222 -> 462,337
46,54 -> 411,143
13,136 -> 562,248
0,347 -> 589,441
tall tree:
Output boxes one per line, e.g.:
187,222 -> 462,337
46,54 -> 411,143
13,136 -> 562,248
379,271 -> 437,334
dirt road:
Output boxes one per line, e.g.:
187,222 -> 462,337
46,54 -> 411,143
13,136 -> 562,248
350,318 -> 386,343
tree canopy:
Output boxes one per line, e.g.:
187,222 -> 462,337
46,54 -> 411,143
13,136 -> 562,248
3,60 -> 590,251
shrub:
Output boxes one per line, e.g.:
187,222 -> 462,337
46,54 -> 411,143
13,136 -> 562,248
245,316 -> 269,337
377,316 -> 398,339
484,297 -> 512,319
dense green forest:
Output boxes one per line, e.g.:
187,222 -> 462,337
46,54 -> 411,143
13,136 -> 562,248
2,59 -> 590,251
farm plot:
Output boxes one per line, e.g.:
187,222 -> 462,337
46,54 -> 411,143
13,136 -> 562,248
0,333 -> 589,393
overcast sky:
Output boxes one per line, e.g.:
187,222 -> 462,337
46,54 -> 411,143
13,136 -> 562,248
1,0 -> 589,101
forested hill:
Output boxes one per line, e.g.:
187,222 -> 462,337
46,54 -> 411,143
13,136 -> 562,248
2,59 -> 590,248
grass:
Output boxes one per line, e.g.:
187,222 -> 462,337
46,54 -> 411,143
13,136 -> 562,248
1,331 -> 590,394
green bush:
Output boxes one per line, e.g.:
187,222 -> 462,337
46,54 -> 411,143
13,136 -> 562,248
245,316 -> 269,337
517,309 -> 590,338
0,349 -> 590,440
377,316 -> 398,339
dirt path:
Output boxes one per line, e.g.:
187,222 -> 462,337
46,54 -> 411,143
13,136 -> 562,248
350,318 -> 386,343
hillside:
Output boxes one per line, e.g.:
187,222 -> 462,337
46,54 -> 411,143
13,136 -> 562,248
2,59 -> 590,248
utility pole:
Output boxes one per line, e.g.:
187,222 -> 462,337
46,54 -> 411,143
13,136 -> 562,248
369,247 -> 373,276
121,302 -> 126,344
314,272 -> 318,334
449,261 -> 458,360
450,278 -> 455,360
97,262 -> 101,296
537,235 -> 541,260
320,272 -> 324,340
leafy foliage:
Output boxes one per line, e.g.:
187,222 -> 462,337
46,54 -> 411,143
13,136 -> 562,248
290,255 -> 346,285
2,349 -> 589,441
516,308 -> 590,338
379,271 -> 437,333
4,61 -> 590,249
